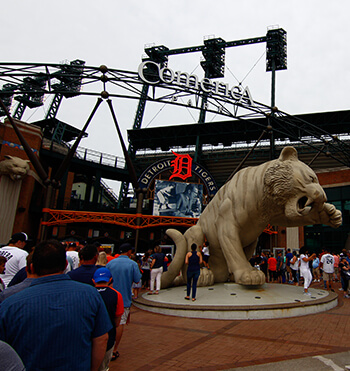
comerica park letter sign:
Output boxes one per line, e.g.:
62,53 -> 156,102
138,61 -> 255,107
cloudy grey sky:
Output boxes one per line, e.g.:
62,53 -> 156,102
3,1 -> 350,191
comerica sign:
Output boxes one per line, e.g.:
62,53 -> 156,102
138,61 -> 255,106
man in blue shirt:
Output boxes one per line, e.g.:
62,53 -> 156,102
68,244 -> 101,286
106,243 -> 141,360
0,239 -> 112,371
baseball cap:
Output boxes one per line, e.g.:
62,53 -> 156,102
11,232 -> 28,242
93,268 -> 112,283
119,243 -> 133,254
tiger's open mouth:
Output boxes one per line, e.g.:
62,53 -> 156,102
297,196 -> 314,215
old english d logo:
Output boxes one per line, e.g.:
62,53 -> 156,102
169,151 -> 192,180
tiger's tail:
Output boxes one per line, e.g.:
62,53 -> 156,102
161,229 -> 188,288
161,225 -> 206,288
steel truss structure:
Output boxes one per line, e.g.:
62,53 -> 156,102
0,62 -> 349,167
1,57 -> 349,238
41,208 -> 198,229
41,208 -> 277,235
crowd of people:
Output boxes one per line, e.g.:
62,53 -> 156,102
249,247 -> 350,297
0,232 -> 175,371
1,232 -> 349,370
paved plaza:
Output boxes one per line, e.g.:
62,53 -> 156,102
133,283 -> 337,320
110,280 -> 350,371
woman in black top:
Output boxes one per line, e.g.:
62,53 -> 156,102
148,246 -> 165,295
185,243 -> 202,301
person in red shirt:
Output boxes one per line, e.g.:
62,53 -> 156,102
93,267 -> 124,366
105,247 -> 118,262
267,254 -> 277,283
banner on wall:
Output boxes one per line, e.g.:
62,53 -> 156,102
153,179 -> 203,218
138,153 -> 218,197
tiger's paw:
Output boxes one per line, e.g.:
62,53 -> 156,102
197,267 -> 215,286
236,269 -> 265,286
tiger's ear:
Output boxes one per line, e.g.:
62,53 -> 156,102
279,146 -> 298,162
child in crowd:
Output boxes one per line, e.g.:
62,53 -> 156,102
93,268 -> 124,370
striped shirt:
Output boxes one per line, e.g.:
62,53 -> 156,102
0,274 -> 112,371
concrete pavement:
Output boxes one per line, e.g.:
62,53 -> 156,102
109,280 -> 350,370
133,282 -> 338,320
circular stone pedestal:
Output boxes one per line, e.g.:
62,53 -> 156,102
133,283 -> 338,320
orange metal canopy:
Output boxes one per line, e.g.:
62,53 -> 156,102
41,208 -> 277,234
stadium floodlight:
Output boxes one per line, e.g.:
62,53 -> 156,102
0,83 -> 17,117
266,28 -> 287,72
201,37 -> 226,78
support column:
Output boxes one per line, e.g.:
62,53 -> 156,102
286,227 -> 299,251
56,170 -> 68,209
84,176 -> 93,210
92,170 -> 102,209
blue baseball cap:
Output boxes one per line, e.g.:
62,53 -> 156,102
93,268 -> 112,283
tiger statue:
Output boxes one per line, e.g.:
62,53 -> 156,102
161,146 -> 342,288
0,155 -> 30,181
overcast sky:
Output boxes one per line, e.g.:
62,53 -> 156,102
3,1 -> 350,191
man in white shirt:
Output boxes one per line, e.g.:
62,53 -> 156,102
66,242 -> 80,270
0,232 -> 28,288
320,248 -> 335,291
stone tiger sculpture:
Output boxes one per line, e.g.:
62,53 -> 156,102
0,155 -> 30,181
161,146 -> 342,288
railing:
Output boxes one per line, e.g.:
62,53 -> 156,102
41,139 -> 123,204
42,139 -> 126,169
100,178 -> 119,203
75,146 -> 126,169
